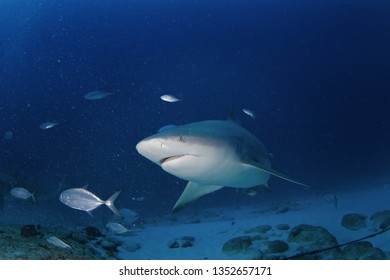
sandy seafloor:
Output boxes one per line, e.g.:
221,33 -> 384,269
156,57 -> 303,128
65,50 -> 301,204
114,185 -> 390,260
1,184 -> 390,260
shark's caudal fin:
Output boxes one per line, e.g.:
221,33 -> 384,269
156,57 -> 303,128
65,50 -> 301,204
172,182 -> 223,212
243,160 -> 312,189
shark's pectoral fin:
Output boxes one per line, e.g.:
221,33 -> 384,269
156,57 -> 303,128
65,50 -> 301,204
172,182 -> 223,212
243,160 -> 312,189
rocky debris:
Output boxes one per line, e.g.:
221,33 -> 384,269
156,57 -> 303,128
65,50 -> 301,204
264,240 -> 289,254
167,236 -> 195,249
100,238 -> 121,251
370,210 -> 390,230
287,224 -> 340,259
245,225 -> 272,234
94,238 -> 122,254
84,236 -> 122,259
123,242 -> 141,252
271,202 -> 303,214
341,213 -> 367,231
85,226 -> 102,239
238,248 -> 264,260
0,224 -> 117,259
244,225 -> 272,242
113,208 -> 139,227
250,234 -> 269,241
379,218 -> 390,230
341,241 -> 386,260
276,224 -> 290,231
20,225 -> 41,238
222,236 -> 252,256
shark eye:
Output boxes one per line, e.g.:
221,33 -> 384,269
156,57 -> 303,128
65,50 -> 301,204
178,136 -> 186,142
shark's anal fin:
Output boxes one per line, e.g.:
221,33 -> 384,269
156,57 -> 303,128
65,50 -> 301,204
172,182 -> 223,212
243,160 -> 313,189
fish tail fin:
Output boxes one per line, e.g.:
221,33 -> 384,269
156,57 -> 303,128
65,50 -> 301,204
31,192 -> 36,203
105,190 -> 122,217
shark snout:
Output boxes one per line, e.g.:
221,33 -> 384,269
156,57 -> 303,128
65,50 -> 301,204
136,137 -> 173,165
136,138 -> 156,159
135,138 -> 153,154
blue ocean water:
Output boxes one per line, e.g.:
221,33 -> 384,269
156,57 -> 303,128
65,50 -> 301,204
0,0 -> 389,228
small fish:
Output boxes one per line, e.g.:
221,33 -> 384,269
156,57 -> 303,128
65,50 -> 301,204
132,196 -> 145,202
106,222 -> 130,234
10,187 -> 36,202
47,236 -> 72,250
160,94 -> 181,103
245,188 -> 258,197
59,187 -> 122,217
84,90 -> 113,100
39,121 -> 59,129
242,108 -> 256,119
158,124 -> 177,133
120,208 -> 139,224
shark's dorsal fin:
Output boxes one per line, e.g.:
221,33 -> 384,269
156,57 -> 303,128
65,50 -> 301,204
243,160 -> 312,189
172,182 -> 223,212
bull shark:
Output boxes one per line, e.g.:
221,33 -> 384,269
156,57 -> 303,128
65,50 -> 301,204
136,119 -> 310,212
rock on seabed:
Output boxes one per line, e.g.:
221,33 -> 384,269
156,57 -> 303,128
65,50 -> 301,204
0,224 -> 118,259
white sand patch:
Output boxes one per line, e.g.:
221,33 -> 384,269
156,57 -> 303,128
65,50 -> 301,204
114,185 -> 390,259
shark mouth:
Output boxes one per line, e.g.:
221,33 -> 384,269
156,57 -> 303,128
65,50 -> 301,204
160,155 -> 185,165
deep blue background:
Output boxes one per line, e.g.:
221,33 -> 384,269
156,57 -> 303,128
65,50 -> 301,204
0,0 -> 389,221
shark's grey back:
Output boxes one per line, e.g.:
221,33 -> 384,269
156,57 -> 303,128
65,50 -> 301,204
176,120 -> 271,166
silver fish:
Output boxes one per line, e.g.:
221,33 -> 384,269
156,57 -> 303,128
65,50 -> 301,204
242,108 -> 256,119
39,121 -> 59,129
84,90 -> 113,100
245,186 -> 258,197
10,187 -> 35,202
133,196 -> 145,202
47,236 -> 72,250
59,187 -> 122,217
160,94 -> 181,103
120,208 -> 139,224
106,222 -> 130,234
